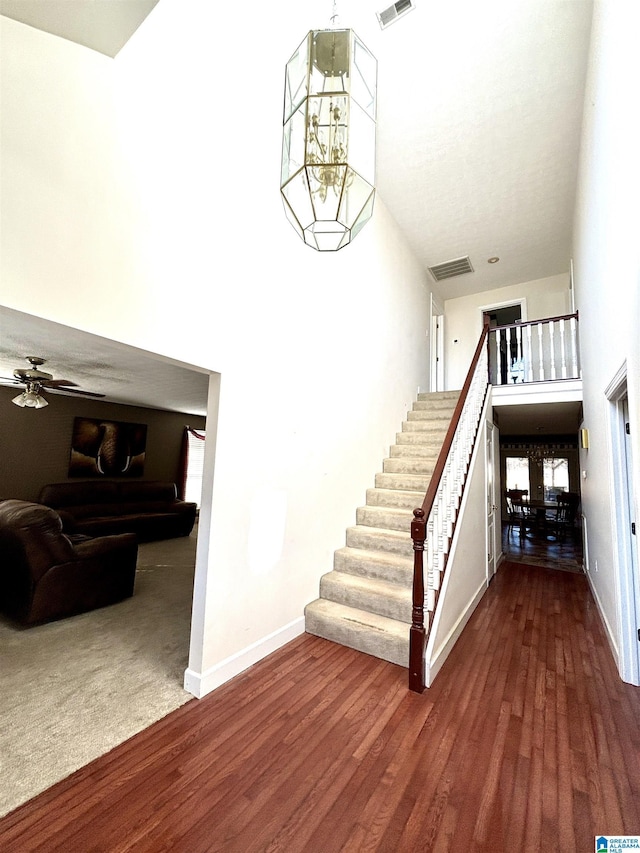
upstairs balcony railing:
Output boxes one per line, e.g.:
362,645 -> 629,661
488,312 -> 580,386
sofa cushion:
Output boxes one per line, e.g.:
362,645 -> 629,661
37,481 -> 196,542
40,481 -> 119,508
62,503 -> 121,519
118,481 -> 177,502
116,501 -> 172,515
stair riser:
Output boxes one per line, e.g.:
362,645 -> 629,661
401,421 -> 450,433
412,400 -> 457,412
346,526 -> 414,558
334,549 -> 413,585
356,506 -> 412,532
305,610 -> 409,668
395,431 -> 447,446
365,488 -> 424,510
320,574 -> 412,622
383,458 -> 436,474
417,392 -> 460,402
390,444 -> 441,459
374,473 -> 431,491
406,410 -> 453,422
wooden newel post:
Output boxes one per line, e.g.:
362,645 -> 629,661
409,507 -> 427,693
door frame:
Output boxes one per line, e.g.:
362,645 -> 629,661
486,420 -> 499,580
430,294 -> 444,392
605,362 -> 639,685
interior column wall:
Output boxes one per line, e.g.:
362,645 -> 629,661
0,2 -> 436,696
572,0 -> 640,678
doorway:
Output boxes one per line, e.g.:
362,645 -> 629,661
486,422 -> 498,580
606,365 -> 639,684
482,301 -> 526,385
500,442 -> 583,572
430,294 -> 444,392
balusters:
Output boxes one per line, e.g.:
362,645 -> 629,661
537,322 -> 545,380
514,324 -> 523,383
525,325 -> 534,382
570,315 -> 578,377
487,312 -> 580,385
410,323 -> 493,692
548,320 -> 556,380
414,314 -> 580,691
559,319 -> 567,378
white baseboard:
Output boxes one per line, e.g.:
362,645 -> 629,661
425,579 -> 487,687
585,571 -> 620,671
183,616 -> 305,699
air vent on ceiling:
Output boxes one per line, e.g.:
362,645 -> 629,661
377,0 -> 415,29
428,256 -> 475,282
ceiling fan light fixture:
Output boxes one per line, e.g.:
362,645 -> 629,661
12,383 -> 48,409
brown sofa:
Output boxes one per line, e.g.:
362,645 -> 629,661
38,480 -> 197,542
0,499 -> 138,625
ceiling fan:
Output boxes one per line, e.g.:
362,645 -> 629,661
1,356 -> 105,408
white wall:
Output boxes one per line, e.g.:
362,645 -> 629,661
572,1 -> 640,678
443,273 -> 571,389
0,2 -> 436,695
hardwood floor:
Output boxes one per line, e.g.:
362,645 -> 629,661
502,520 -> 584,573
1,561 -> 639,852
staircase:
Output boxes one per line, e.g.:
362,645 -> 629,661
305,390 -> 460,667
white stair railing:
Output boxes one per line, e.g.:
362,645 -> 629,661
489,312 -> 580,386
410,326 -> 490,693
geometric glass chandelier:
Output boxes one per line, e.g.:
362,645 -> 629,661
280,23 -> 377,251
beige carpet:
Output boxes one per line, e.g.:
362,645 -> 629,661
0,527 -> 197,818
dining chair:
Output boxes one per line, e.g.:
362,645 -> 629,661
505,489 -> 530,537
548,492 -> 581,541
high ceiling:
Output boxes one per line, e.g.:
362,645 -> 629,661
0,0 -> 159,57
0,0 -> 594,428
0,307 -> 210,416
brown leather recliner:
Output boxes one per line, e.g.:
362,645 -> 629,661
0,499 -> 138,625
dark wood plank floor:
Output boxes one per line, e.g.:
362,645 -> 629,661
502,520 -> 584,573
2,561 -> 639,852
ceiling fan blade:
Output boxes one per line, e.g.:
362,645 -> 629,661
45,386 -> 106,398
3,361 -> 105,398
45,379 -> 80,389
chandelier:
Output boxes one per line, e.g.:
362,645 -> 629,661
527,444 -> 548,465
280,21 -> 377,251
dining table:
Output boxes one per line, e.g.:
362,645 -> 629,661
514,498 -> 558,537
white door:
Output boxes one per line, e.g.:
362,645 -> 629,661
430,295 -> 444,392
486,422 -> 498,580
622,398 -> 639,682
606,374 -> 639,685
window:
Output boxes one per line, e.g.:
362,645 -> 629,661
505,456 -> 530,494
184,430 -> 206,507
542,457 -> 569,500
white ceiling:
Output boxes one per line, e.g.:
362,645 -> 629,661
0,307 -> 210,416
494,402 -> 583,437
0,0 -> 159,57
0,0 -> 593,431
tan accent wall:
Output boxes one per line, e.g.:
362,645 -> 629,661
0,386 -> 205,502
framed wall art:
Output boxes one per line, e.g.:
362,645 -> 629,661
69,417 -> 147,477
